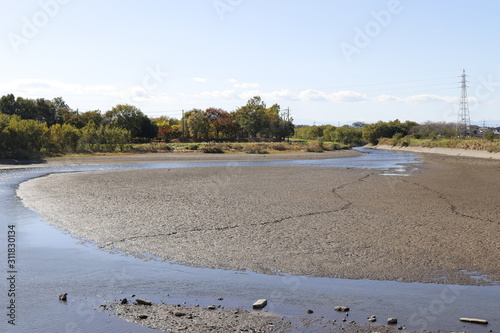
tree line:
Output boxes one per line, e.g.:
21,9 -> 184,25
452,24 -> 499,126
294,120 -> 476,146
0,94 -> 294,159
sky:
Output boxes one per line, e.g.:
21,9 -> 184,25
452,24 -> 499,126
1,0 -> 499,126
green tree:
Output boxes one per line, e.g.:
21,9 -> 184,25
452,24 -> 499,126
1,116 -> 49,158
0,94 -> 17,115
322,125 -> 337,141
75,110 -> 104,128
187,110 -> 209,140
35,98 -> 57,125
334,126 -> 363,146
233,96 -> 268,138
47,123 -> 80,152
362,121 -> 392,145
104,104 -> 155,139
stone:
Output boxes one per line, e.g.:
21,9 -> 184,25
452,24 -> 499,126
207,305 -> 216,310
59,293 -> 67,301
252,299 -> 268,310
307,309 -> 314,314
135,298 -> 152,306
138,314 -> 148,319
387,318 -> 398,325
334,306 -> 350,312
174,311 -> 186,317
120,298 -> 128,305
459,317 -> 488,325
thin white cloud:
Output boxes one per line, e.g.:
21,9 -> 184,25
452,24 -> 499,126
400,94 -> 456,104
296,89 -> 368,102
192,77 -> 208,82
238,90 -> 261,101
329,90 -> 368,102
264,89 -> 296,100
234,82 -> 260,89
182,90 -> 237,100
297,89 -> 328,101
227,78 -> 238,83
372,94 -> 400,103
0,79 -> 117,96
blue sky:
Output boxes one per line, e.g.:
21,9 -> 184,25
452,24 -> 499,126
1,0 -> 499,125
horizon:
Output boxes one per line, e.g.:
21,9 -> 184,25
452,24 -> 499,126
1,1 -> 499,126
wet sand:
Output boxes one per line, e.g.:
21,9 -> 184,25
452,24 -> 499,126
17,151 -> 500,285
0,149 -> 362,170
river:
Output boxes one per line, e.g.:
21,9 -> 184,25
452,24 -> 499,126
0,148 -> 498,332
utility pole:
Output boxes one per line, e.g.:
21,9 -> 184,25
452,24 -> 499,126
281,107 -> 291,142
181,109 -> 185,140
456,69 -> 471,137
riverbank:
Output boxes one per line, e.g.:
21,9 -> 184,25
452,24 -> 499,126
17,151 -> 500,286
375,144 -> 500,160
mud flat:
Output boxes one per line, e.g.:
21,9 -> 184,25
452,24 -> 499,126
18,151 -> 500,285
106,301 -> 403,333
107,301 -> 291,333
1,149 -> 362,169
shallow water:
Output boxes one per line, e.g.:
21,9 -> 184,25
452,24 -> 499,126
0,148 -> 498,332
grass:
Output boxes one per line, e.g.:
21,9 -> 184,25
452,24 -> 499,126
46,140 -> 355,159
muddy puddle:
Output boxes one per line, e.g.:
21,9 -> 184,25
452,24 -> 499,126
0,149 -> 498,332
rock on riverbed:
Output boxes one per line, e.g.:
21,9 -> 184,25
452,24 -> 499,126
107,302 -> 289,333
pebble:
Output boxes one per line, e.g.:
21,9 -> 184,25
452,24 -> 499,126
207,305 -> 216,310
387,317 -> 398,325
307,309 -> 314,314
253,299 -> 268,310
174,311 -> 186,317
59,293 -> 68,301
138,314 -> 148,320
135,298 -> 153,306
334,306 -> 350,312
120,298 -> 128,305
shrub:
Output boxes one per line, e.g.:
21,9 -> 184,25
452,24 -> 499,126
244,144 -> 268,154
391,132 -> 404,146
483,131 -> 495,141
306,147 -> 324,152
200,145 -> 224,153
305,141 -> 325,152
270,143 -> 290,151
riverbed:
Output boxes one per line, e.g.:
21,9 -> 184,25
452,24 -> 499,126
2,148 -> 499,332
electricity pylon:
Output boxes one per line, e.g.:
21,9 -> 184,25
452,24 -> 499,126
456,69 -> 471,137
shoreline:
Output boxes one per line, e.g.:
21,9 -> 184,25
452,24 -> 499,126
0,149 -> 362,170
374,144 -> 500,160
